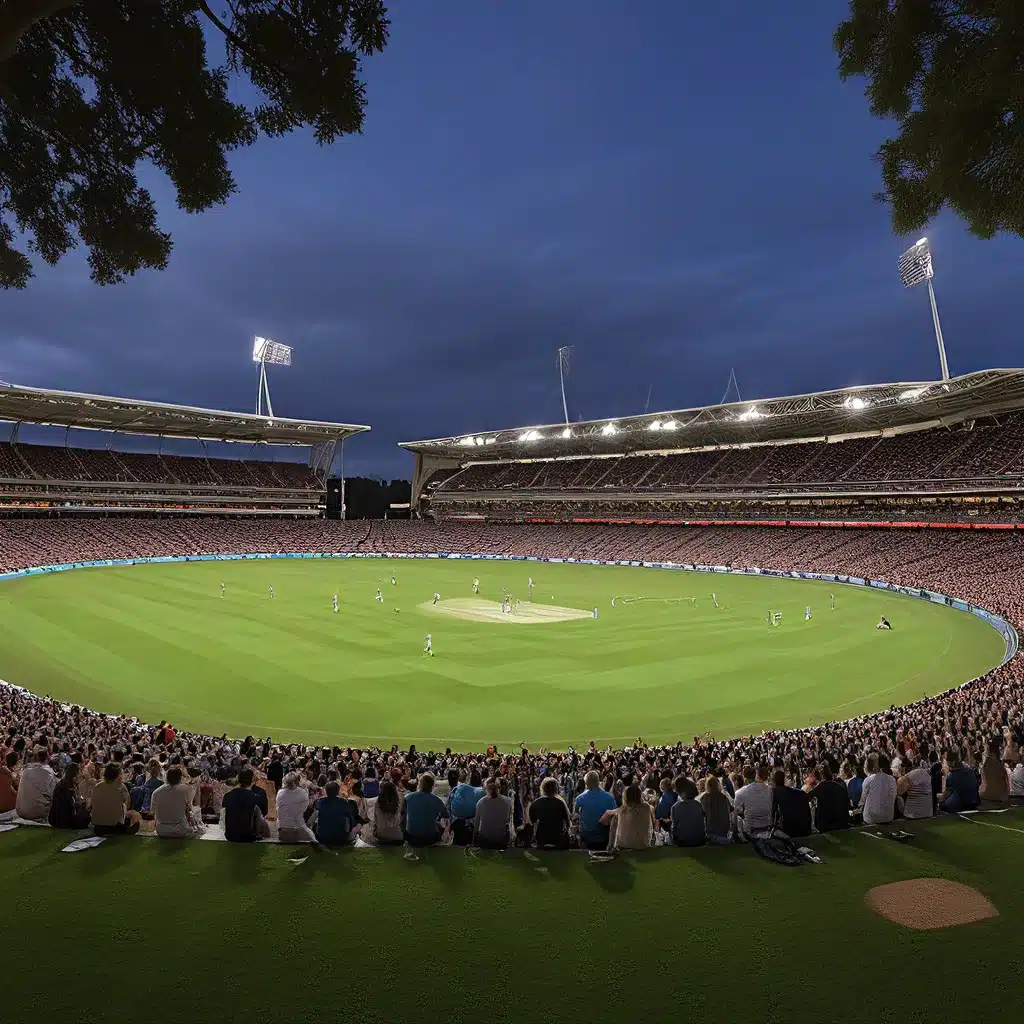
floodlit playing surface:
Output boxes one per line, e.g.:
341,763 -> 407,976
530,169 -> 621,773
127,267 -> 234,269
0,558 -> 1005,749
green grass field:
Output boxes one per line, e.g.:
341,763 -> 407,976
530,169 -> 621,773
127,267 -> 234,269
0,812 -> 1021,1023
0,558 -> 1004,748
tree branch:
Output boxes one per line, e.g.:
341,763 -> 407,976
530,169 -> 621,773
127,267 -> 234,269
0,0 -> 81,64
196,0 -> 290,84
197,0 -> 256,61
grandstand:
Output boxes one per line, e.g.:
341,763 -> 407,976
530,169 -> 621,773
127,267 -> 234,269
402,368 -> 1024,525
0,383 -> 368,517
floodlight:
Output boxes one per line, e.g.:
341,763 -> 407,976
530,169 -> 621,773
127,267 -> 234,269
648,420 -> 662,431
900,387 -> 926,401
844,396 -> 869,410
662,420 -> 678,430
252,335 -> 293,417
601,422 -> 617,435
561,427 -> 571,438
459,436 -> 477,446
738,406 -> 764,421
898,237 -> 949,381
252,337 -> 292,366
518,429 -> 542,442
484,437 -> 496,445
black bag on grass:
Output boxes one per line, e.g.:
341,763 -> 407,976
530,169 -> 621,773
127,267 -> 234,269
750,829 -> 803,866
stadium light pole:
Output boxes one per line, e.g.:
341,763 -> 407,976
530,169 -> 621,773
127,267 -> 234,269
557,346 -> 573,424
252,337 -> 293,417
898,238 -> 950,382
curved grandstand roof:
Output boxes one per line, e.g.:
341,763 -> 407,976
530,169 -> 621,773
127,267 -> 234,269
0,384 -> 369,445
400,368 -> 1024,461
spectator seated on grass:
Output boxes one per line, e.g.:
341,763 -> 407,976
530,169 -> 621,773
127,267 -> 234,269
1007,731 -> 1024,800
91,763 -> 141,835
654,776 -> 677,832
939,751 -> 980,813
16,748 -> 55,823
669,776 -> 706,847
151,767 -> 203,839
804,762 -> 851,832
277,772 -> 316,843
602,783 -> 655,851
223,768 -> 271,843
979,740 -> 1010,805
734,764 -> 773,840
473,777 -> 513,850
403,772 -> 450,847
859,754 -> 897,826
526,777 -> 572,849
698,774 -> 733,844
48,762 -> 90,830
575,770 -> 617,851
1,751 -> 19,819
132,758 -> 165,819
449,769 -> 484,845
896,755 -> 934,820
314,781 -> 359,846
771,769 -> 812,838
368,780 -> 404,845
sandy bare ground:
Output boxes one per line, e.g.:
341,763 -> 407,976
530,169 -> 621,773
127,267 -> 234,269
865,878 -> 998,930
420,597 -> 591,624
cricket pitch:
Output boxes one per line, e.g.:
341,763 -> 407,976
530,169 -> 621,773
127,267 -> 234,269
420,597 -> 592,624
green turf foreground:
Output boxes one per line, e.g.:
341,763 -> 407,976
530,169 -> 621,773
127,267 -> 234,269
0,558 -> 1005,748
0,813 -> 1021,1023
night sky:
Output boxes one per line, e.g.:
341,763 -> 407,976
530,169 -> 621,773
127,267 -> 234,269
2,1 -> 1022,479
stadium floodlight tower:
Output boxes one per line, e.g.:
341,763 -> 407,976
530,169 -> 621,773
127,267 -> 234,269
252,336 -> 293,418
898,237 -> 949,382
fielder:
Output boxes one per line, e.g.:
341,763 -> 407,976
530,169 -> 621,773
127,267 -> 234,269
423,633 -> 433,656
472,578 -> 480,594
375,588 -> 383,603
268,585 -> 275,600
432,591 -> 440,605
332,593 -> 339,613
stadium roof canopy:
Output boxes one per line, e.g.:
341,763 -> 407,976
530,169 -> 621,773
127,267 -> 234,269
0,384 -> 369,445
400,368 -> 1024,461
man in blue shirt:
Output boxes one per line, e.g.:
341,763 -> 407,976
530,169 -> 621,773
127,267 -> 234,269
450,771 -> 485,819
574,770 -> 617,850
314,782 -> 360,845
939,752 -> 980,813
403,773 -> 450,846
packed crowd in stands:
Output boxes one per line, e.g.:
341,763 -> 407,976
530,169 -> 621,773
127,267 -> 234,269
429,415 -> 1024,497
0,442 -> 319,491
0,518 -> 1021,850
429,497 -> 1024,523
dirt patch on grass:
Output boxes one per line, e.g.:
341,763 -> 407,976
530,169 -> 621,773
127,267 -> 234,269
865,878 -> 998,930
420,598 -> 592,624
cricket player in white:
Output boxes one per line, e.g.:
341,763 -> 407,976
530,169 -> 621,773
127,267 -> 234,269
805,605 -> 812,621
333,593 -> 339,613
268,585 -> 275,600
830,592 -> 835,611
220,582 -> 225,598
472,578 -> 480,594
433,591 -> 440,605
711,592 -> 719,608
423,633 -> 433,656
593,607 -> 598,620
375,588 -> 383,603
527,576 -> 534,599
391,575 -> 396,586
